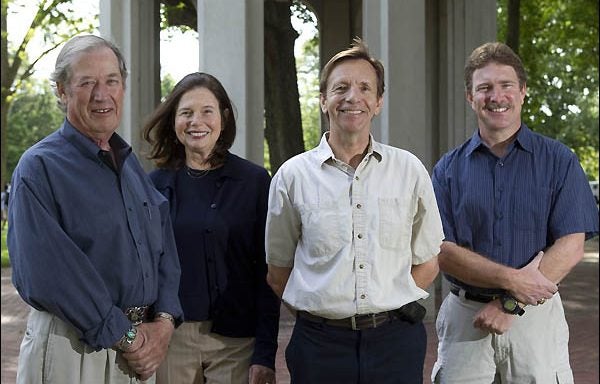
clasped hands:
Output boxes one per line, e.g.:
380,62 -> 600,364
120,318 -> 175,381
473,251 -> 558,335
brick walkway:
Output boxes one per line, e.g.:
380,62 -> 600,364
2,238 -> 598,383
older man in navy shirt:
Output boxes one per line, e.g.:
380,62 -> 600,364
431,42 -> 598,384
8,35 -> 182,383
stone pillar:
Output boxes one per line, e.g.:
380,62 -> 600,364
196,0 -> 264,166
99,0 -> 161,170
438,0 -> 497,152
364,0 -> 434,166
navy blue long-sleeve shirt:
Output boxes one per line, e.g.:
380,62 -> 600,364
150,152 -> 280,369
8,120 -> 183,350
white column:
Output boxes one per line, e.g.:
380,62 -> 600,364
365,0 -> 432,167
197,0 -> 264,166
439,0 -> 497,151
99,0 -> 160,170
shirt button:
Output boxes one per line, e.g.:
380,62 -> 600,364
355,176 -> 359,181
356,204 -> 362,209
359,264 -> 365,269
357,233 -> 363,239
210,203 -> 217,209
360,294 -> 366,299
137,240 -> 142,245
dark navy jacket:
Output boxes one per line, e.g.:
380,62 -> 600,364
149,152 -> 280,369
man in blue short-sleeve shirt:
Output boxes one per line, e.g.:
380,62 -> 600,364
431,42 -> 598,384
8,35 -> 183,384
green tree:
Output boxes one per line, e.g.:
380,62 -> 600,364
498,0 -> 599,179
7,79 -> 63,173
1,0 -> 95,186
296,34 -> 320,151
161,72 -> 176,101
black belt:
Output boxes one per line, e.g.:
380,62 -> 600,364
450,287 -> 500,303
297,310 -> 396,330
124,305 -> 150,325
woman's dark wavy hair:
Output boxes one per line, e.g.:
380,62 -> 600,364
143,72 -> 236,169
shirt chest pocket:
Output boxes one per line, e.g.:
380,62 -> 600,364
511,187 -> 552,230
298,201 -> 351,261
378,197 -> 415,250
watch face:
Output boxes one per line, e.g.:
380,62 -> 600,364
502,297 -> 517,312
504,299 -> 517,311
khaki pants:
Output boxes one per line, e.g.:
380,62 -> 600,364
17,308 -> 149,384
156,321 -> 254,384
432,292 -> 573,383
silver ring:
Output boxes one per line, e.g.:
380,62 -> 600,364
537,298 -> 546,305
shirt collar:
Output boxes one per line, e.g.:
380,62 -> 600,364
60,119 -> 131,167
314,131 -> 383,165
466,123 -> 533,156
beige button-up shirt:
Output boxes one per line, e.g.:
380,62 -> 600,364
266,133 -> 443,319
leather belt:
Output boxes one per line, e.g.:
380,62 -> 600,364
297,310 -> 396,330
124,305 -> 149,325
450,287 -> 500,303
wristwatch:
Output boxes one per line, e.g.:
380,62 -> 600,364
154,312 -> 175,326
117,326 -> 138,351
500,294 -> 525,316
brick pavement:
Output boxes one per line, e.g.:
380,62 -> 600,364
2,238 -> 598,383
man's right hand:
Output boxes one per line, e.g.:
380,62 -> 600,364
473,300 -> 516,334
122,319 -> 174,381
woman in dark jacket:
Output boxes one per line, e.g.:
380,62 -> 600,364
143,72 -> 280,384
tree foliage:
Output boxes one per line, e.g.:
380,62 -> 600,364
296,35 -> 320,151
1,0 -> 95,186
498,0 -> 599,179
7,80 -> 63,173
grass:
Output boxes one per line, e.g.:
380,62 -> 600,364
1,225 -> 9,268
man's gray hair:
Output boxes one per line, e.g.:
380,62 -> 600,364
50,35 -> 128,112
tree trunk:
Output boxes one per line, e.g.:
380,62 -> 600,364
506,0 -> 520,54
264,0 -> 305,174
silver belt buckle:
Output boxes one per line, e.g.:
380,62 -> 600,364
125,306 -> 146,325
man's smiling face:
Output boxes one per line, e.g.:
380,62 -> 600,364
320,58 -> 383,136
467,62 -> 526,135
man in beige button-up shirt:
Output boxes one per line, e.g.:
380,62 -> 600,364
265,38 -> 444,384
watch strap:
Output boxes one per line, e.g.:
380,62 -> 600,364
154,311 -> 175,325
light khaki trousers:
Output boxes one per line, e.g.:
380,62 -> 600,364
432,292 -> 573,383
17,308 -> 149,384
156,321 -> 254,384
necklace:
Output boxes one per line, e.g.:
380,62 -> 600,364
185,165 -> 211,179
